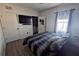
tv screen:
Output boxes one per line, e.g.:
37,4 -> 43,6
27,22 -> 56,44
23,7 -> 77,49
18,15 -> 31,25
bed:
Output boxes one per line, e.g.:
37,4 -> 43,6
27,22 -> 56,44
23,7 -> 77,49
23,32 -> 68,56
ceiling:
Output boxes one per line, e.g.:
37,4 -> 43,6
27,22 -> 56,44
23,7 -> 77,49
17,3 -> 61,11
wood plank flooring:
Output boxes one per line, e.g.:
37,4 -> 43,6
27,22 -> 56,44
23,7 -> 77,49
6,39 -> 34,56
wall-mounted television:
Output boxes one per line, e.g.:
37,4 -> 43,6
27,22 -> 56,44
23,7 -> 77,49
18,15 -> 31,25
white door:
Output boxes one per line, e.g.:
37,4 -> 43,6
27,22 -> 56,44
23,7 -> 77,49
38,17 -> 46,33
1,12 -> 19,43
0,16 -> 5,55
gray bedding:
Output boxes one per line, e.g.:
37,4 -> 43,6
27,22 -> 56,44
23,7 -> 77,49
23,32 -> 67,56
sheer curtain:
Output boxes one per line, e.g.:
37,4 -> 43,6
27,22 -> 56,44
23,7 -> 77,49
56,10 -> 70,34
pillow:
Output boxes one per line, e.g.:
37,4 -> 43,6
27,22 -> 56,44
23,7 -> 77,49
61,33 -> 70,38
55,38 -> 66,49
49,37 -> 66,51
56,32 -> 70,38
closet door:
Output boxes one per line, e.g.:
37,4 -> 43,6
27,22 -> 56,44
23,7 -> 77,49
38,17 -> 46,33
1,12 -> 19,43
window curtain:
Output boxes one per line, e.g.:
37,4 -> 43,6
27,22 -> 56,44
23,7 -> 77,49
55,9 -> 75,36
56,10 -> 70,33
67,9 -> 75,33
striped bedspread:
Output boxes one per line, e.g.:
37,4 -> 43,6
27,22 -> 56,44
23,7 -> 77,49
23,32 -> 66,56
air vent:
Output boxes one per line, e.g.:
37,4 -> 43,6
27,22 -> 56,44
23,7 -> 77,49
5,6 -> 12,10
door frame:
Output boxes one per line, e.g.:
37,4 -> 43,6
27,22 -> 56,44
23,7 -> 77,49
0,13 -> 6,56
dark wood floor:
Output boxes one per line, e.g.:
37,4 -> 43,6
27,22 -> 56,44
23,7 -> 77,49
6,39 -> 33,56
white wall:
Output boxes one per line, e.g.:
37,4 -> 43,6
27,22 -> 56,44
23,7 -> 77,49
38,16 -> 46,33
0,3 -> 39,43
0,3 -> 39,55
40,3 -> 79,37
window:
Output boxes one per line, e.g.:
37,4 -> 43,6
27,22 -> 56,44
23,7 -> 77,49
56,10 -> 70,33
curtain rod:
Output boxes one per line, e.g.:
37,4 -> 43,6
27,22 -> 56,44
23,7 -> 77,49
54,8 -> 75,14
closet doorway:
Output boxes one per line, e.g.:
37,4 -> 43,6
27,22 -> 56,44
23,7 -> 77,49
32,16 -> 38,34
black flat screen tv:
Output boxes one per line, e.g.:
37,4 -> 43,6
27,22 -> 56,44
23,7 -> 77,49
18,15 -> 31,25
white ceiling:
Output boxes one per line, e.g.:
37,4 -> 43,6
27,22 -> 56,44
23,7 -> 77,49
17,3 -> 61,11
